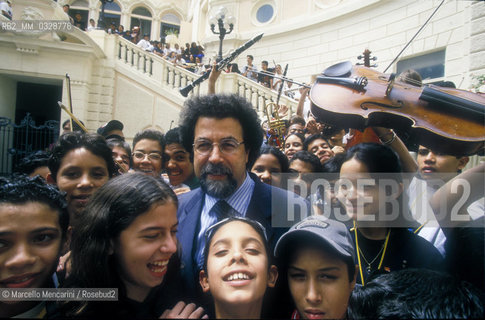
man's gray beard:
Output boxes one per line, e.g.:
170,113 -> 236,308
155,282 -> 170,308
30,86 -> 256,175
199,162 -> 238,198
200,176 -> 238,198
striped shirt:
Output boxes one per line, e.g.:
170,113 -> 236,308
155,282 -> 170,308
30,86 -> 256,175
195,172 -> 255,269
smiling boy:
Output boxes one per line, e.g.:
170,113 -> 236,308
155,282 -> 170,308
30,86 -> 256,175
0,175 -> 68,318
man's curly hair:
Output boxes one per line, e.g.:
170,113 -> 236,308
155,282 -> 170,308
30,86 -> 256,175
179,94 -> 263,168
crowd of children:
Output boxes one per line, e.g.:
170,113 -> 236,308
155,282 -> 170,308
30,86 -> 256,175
1,80 -> 484,318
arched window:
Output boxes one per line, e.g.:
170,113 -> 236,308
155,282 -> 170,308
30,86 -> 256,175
103,1 -> 121,29
160,13 -> 181,43
131,6 -> 152,37
69,0 -> 89,30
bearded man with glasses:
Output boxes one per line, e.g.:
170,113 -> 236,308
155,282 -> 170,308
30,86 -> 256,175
176,94 -> 309,317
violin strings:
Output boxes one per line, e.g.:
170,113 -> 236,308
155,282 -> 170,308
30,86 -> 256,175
397,76 -> 423,87
362,75 -> 423,87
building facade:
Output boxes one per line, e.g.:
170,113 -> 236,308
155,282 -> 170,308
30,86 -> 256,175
0,0 -> 483,161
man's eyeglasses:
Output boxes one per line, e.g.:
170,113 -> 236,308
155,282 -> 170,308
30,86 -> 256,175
132,151 -> 162,161
193,138 -> 244,156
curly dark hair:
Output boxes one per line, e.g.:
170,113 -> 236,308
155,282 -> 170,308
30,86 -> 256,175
289,150 -> 323,172
0,174 -> 69,237
303,133 -> 331,151
348,269 -> 484,319
165,127 -> 183,145
165,126 -> 192,163
14,150 -> 51,176
322,152 -> 347,173
132,129 -> 165,151
179,94 -> 263,168
48,132 -> 116,181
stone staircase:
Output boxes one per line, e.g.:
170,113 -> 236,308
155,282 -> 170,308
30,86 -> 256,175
113,36 -> 298,121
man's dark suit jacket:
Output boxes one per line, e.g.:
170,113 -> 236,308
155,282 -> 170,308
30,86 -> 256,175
176,172 -> 309,297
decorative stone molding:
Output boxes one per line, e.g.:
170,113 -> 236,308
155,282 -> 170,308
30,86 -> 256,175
21,6 -> 45,20
15,44 -> 39,54
314,0 -> 342,9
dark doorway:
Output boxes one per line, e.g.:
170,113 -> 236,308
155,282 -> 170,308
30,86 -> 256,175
12,82 -> 62,159
15,82 -> 62,124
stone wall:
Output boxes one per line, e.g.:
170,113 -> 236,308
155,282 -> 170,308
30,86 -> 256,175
201,0 -> 483,89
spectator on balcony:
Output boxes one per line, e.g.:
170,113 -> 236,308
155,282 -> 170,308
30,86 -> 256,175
285,80 -> 296,99
190,42 -> 200,58
137,34 -> 153,51
165,51 -> 176,62
123,30 -> 131,40
1,0 -> 12,20
258,60 -> 273,89
182,43 -> 191,61
73,13 -> 86,31
163,43 -> 172,56
115,24 -> 124,35
272,64 -> 282,90
242,55 -> 258,82
226,63 -> 240,74
174,43 -> 182,55
153,41 -> 164,57
183,55 -> 196,73
173,54 -> 186,67
194,57 -> 205,75
197,44 -> 205,61
62,4 -> 74,24
130,26 -> 140,44
86,18 -> 96,31
107,23 -> 116,34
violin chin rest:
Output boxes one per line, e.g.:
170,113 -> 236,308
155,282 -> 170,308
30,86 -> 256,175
322,61 -> 353,78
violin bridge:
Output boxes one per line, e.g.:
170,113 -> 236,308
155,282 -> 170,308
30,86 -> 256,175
385,73 -> 396,96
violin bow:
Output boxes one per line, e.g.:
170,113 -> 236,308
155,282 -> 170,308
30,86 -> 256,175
57,101 -> 88,133
65,73 -> 74,131
383,0 -> 445,73
275,64 -> 289,108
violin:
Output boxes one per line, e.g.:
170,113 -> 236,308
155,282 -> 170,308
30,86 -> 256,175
310,61 -> 485,155
345,50 -> 382,149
